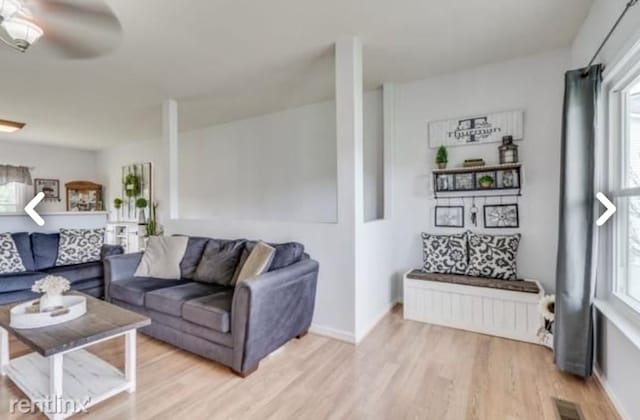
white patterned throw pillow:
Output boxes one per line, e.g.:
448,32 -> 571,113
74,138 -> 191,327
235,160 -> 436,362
421,232 -> 468,275
55,228 -> 105,266
0,233 -> 26,274
466,232 -> 521,280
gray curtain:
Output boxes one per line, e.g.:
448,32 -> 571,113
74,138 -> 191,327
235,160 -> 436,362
554,65 -> 602,378
0,165 -> 32,186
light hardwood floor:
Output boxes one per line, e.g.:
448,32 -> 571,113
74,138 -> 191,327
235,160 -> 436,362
0,305 -> 620,420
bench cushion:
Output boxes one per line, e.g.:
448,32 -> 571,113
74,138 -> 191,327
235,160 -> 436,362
406,270 -> 539,294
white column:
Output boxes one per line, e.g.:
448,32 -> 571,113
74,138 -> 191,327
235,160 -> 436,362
163,99 -> 179,220
335,37 -> 364,334
382,83 -> 395,219
0,327 -> 8,376
125,330 -> 136,393
49,353 -> 63,420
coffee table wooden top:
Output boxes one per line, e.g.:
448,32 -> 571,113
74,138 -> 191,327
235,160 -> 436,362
0,292 -> 150,357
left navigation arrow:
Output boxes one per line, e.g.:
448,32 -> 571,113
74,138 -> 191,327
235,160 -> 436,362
25,192 -> 45,226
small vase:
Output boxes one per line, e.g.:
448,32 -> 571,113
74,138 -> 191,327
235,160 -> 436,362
437,162 -> 447,170
40,293 -> 64,312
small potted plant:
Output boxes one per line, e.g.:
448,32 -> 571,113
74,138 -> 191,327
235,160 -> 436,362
113,198 -> 123,221
32,276 -> 70,312
135,197 -> 148,224
436,145 -> 448,169
478,175 -> 494,188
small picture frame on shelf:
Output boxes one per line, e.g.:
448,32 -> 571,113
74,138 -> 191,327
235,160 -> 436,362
454,173 -> 474,190
484,204 -> 519,228
34,179 -> 60,201
435,206 -> 464,228
497,169 -> 519,189
435,174 -> 454,192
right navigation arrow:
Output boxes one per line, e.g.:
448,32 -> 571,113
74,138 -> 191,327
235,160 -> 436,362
596,192 -> 616,226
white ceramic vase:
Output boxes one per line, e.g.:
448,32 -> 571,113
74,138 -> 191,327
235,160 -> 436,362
40,292 -> 64,312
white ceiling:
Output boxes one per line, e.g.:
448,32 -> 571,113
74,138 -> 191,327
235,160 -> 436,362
0,0 -> 592,150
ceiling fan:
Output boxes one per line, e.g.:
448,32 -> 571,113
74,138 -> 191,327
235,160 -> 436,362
0,0 -> 121,58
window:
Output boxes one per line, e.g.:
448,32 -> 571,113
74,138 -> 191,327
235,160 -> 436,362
0,182 -> 24,213
613,74 -> 640,311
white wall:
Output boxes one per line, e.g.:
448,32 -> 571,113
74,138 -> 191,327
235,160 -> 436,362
572,2 -> 640,419
391,49 -> 569,295
0,139 -> 98,213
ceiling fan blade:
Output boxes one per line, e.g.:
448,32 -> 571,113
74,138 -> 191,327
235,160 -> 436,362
38,25 -> 119,59
25,0 -> 121,32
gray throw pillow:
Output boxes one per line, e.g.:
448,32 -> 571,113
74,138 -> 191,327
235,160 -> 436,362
193,240 -> 246,286
0,232 -> 26,274
466,232 -> 521,280
55,228 -> 105,266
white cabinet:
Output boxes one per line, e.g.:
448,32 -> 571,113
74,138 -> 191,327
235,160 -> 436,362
105,222 -> 144,253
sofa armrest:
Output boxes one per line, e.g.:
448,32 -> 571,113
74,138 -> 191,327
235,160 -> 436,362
231,258 -> 319,373
103,252 -> 143,301
101,244 -> 124,260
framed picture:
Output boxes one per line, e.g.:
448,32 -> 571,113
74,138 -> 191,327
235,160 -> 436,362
34,178 -> 60,201
434,206 -> 464,228
454,173 -> 474,190
435,174 -> 453,192
484,204 -> 519,228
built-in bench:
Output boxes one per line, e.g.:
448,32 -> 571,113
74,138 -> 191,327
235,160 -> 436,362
403,270 -> 544,344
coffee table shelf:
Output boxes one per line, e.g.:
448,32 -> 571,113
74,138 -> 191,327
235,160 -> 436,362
7,349 -> 130,419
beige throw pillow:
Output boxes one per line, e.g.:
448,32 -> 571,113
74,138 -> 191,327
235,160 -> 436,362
135,236 -> 189,279
233,241 -> 275,285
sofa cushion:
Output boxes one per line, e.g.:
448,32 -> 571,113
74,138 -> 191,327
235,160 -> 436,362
0,233 -> 26,274
69,277 -> 104,292
31,233 -> 59,270
55,228 -> 105,266
245,241 -> 304,271
0,271 -> 47,293
43,262 -> 103,284
145,282 -> 227,317
179,237 -> 210,279
193,240 -> 245,286
110,278 -> 185,307
234,241 -> 275,285
182,291 -> 233,333
11,232 -> 35,271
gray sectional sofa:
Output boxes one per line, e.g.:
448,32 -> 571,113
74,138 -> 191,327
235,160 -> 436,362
0,232 -> 123,305
104,236 -> 319,376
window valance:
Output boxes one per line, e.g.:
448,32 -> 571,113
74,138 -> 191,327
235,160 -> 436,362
0,165 -> 32,186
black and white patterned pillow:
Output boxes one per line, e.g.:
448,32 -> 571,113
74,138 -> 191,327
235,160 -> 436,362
56,228 -> 105,266
421,232 -> 468,275
0,233 -> 26,274
466,232 -> 521,280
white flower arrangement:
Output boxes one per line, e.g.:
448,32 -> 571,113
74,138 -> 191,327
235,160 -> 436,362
31,276 -> 71,296
538,294 -> 555,322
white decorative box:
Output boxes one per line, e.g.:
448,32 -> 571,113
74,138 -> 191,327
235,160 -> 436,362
10,295 -> 87,329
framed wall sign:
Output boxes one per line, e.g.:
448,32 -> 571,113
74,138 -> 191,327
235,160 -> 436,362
434,205 -> 464,228
483,204 -> 519,228
428,109 -> 524,148
34,178 -> 60,201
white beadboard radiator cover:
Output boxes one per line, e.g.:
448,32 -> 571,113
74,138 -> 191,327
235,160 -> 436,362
403,271 -> 545,344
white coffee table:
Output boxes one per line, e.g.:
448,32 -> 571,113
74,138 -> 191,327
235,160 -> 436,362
0,292 -> 150,420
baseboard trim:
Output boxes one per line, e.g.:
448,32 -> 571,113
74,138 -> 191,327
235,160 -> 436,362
594,367 -> 630,420
309,324 -> 355,344
354,300 -> 399,344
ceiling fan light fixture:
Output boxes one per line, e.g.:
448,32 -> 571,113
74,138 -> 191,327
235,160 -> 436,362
0,0 -> 21,23
0,118 -> 25,133
1,16 -> 43,51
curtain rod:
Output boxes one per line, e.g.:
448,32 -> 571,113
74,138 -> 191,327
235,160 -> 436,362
582,0 -> 639,77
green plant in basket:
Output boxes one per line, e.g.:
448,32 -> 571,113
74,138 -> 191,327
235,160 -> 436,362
113,198 -> 123,209
478,175 -> 495,188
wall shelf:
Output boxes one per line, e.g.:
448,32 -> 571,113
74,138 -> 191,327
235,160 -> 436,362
432,163 -> 522,199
